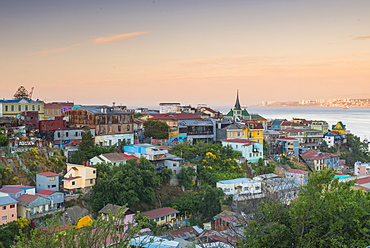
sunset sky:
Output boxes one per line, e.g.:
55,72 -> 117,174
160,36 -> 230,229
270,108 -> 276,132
1,0 -> 370,108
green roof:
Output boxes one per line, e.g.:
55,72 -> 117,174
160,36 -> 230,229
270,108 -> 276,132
242,109 -> 250,117
226,110 -> 233,116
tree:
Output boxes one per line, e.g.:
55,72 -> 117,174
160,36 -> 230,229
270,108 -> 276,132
14,207 -> 147,248
91,158 -> 161,212
177,166 -> 196,188
241,170 -> 370,248
159,168 -> 173,184
71,127 -> 110,164
13,86 -> 30,100
143,120 -> 169,139
0,127 -> 7,146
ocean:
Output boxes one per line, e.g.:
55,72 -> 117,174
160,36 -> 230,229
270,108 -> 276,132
214,106 -> 370,141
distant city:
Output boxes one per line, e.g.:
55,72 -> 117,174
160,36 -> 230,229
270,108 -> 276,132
256,98 -> 370,108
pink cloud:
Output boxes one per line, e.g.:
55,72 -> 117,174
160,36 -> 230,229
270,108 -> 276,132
93,32 -> 147,44
31,44 -> 81,55
354,36 -> 370,40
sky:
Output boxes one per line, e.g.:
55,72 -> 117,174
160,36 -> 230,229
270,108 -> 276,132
1,0 -> 370,108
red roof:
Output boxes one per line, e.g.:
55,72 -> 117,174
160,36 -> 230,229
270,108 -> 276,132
280,138 -> 298,140
143,207 -> 179,219
16,194 -> 38,205
119,153 -> 140,162
286,169 -> 308,174
301,151 -> 339,160
37,172 -> 58,177
222,139 -> 257,144
147,113 -> 201,120
37,190 -> 57,195
63,176 -> 81,181
356,176 -> 370,185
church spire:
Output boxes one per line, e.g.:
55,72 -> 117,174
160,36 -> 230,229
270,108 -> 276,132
234,90 -> 241,110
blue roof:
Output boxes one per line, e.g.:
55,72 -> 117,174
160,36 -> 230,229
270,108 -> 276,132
218,178 -> 257,184
0,196 -> 18,205
0,99 -> 42,103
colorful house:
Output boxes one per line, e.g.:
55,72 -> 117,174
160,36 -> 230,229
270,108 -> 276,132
245,121 -> 264,144
89,153 -> 137,166
285,169 -> 309,186
143,207 -> 179,226
16,194 -> 51,219
0,196 -> 18,225
221,139 -> 263,163
0,99 -> 45,119
301,151 -> 340,171
100,204 -> 136,232
36,172 -> 59,192
332,121 -> 347,135
36,190 -> 64,210
63,163 -> 97,193
221,123 -> 249,140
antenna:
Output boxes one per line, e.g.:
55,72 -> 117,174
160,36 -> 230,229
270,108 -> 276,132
28,87 -> 34,100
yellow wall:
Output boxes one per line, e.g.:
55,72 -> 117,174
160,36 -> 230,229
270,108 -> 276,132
1,102 -> 44,119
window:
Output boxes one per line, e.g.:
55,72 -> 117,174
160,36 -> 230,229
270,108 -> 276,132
1,216 -> 7,221
11,105 -> 14,111
93,170 -> 96,174
72,181 -> 75,185
45,109 -> 48,115
56,109 -> 59,115
173,164 -> 177,167
18,105 -> 22,111
118,125 -> 121,132
2,206 -> 6,210
244,187 -> 249,191
75,132 -> 78,137
57,132 -> 60,138
52,185 -> 56,188
90,179 -> 94,184
50,109 -> 54,115
66,132 -> 69,137
10,205 -> 15,209
32,105 -> 35,111
25,105 -> 28,111
127,125 -> 130,131
38,105 -> 41,111
255,186 -> 260,190
49,177 -> 55,181
4,105 -> 8,112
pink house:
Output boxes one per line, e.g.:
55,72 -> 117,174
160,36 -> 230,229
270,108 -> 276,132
0,196 -> 18,225
100,204 -> 136,232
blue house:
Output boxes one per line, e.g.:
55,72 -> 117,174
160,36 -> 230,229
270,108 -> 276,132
36,190 -> 64,210
36,172 -> 59,192
275,138 -> 300,157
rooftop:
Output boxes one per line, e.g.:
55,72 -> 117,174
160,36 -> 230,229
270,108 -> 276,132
37,172 -> 59,177
143,207 -> 179,220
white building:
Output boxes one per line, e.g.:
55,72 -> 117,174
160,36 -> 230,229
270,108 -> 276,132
216,178 -> 263,200
159,103 -> 181,114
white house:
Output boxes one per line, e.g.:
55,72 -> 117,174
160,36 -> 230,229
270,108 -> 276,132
216,178 -> 263,200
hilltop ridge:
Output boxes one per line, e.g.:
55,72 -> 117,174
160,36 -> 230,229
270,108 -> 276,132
254,98 -> 370,108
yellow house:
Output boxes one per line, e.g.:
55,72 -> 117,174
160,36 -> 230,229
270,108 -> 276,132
332,121 -> 347,135
63,163 -> 97,193
246,122 -> 264,144
224,123 -> 249,140
143,207 -> 179,226
0,99 -> 45,119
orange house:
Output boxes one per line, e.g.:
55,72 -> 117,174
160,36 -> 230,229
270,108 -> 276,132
0,196 -> 18,225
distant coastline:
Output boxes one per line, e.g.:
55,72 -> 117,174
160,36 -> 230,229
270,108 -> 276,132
252,98 -> 370,108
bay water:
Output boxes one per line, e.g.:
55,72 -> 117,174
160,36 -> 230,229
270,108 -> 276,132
214,106 -> 370,141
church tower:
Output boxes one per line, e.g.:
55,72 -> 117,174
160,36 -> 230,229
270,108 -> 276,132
225,90 -> 250,121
